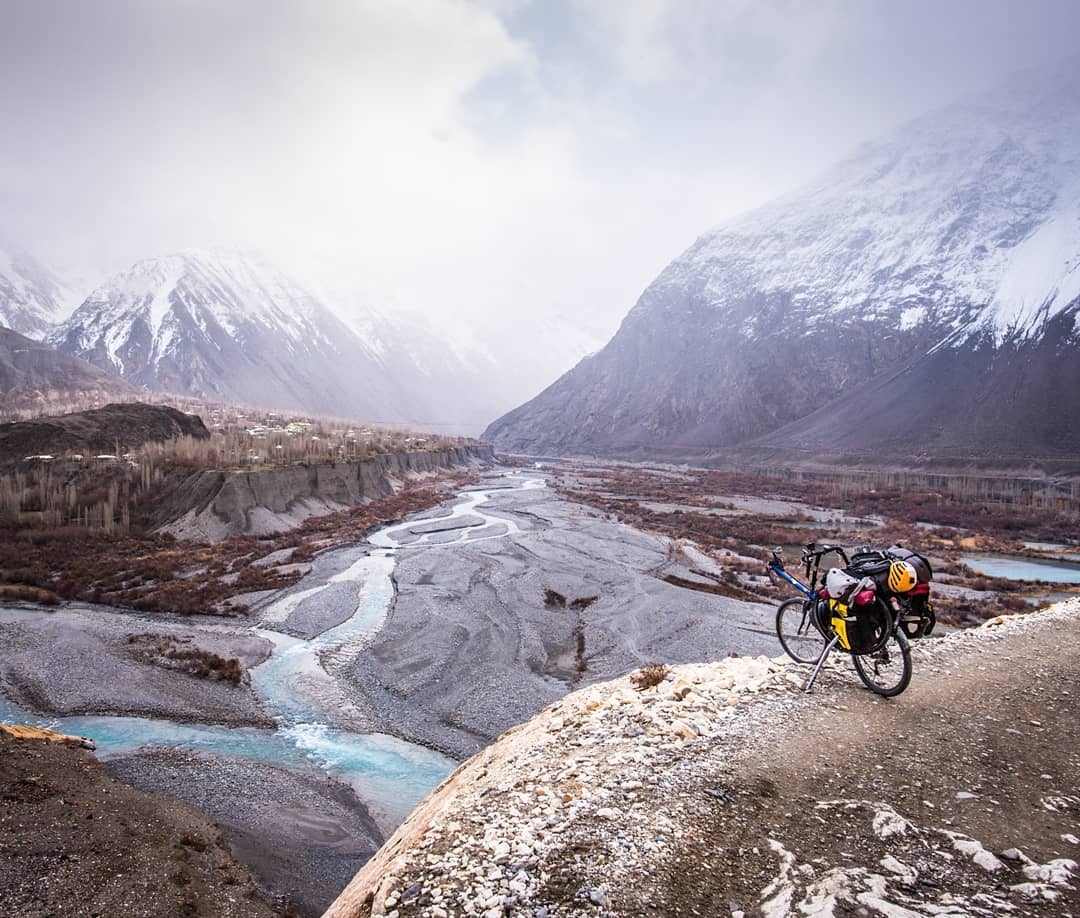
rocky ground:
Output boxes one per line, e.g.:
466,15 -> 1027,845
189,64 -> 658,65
331,477 -> 780,760
0,604 -> 274,727
0,730 -> 276,917
327,600 -> 1080,917
105,749 -> 383,917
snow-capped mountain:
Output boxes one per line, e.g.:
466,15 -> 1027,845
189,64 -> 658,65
50,250 -> 424,422
485,62 -> 1080,463
41,248 -> 605,432
0,245 -> 73,339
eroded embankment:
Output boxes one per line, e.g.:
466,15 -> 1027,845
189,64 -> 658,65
327,600 -> 1080,918
152,445 -> 494,540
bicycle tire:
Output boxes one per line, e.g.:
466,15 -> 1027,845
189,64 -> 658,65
776,597 -> 825,664
853,629 -> 912,697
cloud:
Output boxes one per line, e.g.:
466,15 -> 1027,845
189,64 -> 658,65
2,0 -> 1079,385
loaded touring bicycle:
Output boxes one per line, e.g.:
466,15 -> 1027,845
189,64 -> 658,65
767,542 -> 935,697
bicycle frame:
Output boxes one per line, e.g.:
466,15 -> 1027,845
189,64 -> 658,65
766,542 -> 848,598
769,563 -> 816,598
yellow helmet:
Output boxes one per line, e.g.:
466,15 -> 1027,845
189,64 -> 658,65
888,560 -> 918,593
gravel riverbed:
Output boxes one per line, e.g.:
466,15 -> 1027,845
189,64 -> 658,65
106,749 -> 383,917
0,603 -> 275,727
328,477 -> 780,760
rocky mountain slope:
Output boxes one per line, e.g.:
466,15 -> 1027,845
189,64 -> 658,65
0,326 -> 134,416
743,307 -> 1080,469
0,246 -> 72,339
328,602 -> 1080,917
485,63 -> 1080,463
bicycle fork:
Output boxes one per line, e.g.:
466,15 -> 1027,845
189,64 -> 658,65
804,634 -> 840,694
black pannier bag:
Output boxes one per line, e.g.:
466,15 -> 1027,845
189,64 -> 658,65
886,545 -> 933,583
844,549 -> 892,598
828,592 -> 890,654
845,548 -> 891,580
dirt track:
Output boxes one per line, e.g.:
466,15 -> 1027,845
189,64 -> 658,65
631,612 -> 1080,915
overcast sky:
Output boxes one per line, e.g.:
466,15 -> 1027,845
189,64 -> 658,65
2,0 -> 1078,345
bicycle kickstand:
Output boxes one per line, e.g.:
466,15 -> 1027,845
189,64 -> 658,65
804,635 -> 840,694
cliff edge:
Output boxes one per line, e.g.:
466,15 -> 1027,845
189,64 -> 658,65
153,444 -> 494,540
328,601 -> 1080,917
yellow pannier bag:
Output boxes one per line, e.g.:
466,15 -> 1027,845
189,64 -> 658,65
828,598 -> 855,651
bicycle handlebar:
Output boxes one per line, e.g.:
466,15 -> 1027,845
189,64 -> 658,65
801,543 -> 849,565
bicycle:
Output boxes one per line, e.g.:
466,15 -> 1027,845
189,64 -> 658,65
767,543 -> 913,697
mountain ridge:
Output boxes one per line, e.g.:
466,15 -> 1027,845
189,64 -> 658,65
0,246 -> 74,338
49,250 -> 436,425
484,63 -> 1080,463
0,326 -> 135,416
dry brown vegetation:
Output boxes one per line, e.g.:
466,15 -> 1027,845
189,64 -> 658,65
543,588 -> 567,608
127,633 -> 245,685
0,584 -> 61,605
2,400 -> 474,536
0,471 -> 477,616
555,462 -> 1080,627
631,663 -> 671,691
0,396 -> 484,614
543,589 -> 599,610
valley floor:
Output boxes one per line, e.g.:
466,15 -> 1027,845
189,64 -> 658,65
6,468 -> 1076,917
323,474 -> 778,759
0,470 -> 782,914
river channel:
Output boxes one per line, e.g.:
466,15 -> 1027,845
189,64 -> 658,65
0,473 -> 546,828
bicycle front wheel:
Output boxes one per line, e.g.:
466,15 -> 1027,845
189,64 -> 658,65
853,629 -> 912,696
776,598 -> 825,664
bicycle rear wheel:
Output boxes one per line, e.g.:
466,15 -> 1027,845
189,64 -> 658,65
852,629 -> 912,696
776,598 -> 825,664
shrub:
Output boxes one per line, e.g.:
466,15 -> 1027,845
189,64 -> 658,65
544,588 -> 567,608
631,663 -> 670,691
0,584 -> 61,605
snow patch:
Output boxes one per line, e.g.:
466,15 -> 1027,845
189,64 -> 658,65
944,831 -> 1004,872
872,806 -> 912,840
759,839 -> 796,918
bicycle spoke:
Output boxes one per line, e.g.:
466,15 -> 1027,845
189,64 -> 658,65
776,598 -> 826,665
853,630 -> 912,697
